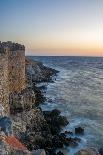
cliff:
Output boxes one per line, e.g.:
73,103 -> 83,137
0,42 -> 26,115
0,42 -> 58,155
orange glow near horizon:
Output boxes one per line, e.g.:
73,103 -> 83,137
1,0 -> 103,56
26,48 -> 103,56
25,40 -> 103,56
24,27 -> 103,56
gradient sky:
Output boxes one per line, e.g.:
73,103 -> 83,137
0,0 -> 103,56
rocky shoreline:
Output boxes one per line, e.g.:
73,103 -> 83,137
17,57 -> 87,155
0,57 -> 102,155
23,58 -> 102,155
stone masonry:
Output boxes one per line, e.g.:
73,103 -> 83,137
0,41 -> 26,115
8,49 -> 25,93
0,51 -> 9,114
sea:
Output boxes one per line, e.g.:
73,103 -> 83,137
31,56 -> 103,154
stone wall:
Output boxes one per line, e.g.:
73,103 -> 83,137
8,50 -> 25,93
0,42 -> 26,115
0,52 -> 9,114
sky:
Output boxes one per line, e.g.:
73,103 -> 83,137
0,0 -> 103,56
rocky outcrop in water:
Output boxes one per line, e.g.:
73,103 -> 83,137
26,57 -> 59,84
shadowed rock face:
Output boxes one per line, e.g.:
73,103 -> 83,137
9,88 -> 35,114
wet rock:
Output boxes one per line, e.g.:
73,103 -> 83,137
75,148 -> 100,155
65,130 -> 73,135
43,109 -> 69,136
59,133 -> 66,142
52,135 -> 63,148
50,109 -> 61,117
56,115 -> 69,127
75,127 -> 84,134
32,85 -> 46,106
64,137 -> 78,147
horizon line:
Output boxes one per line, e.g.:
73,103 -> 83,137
26,55 -> 103,58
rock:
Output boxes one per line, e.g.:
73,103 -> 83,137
59,133 -> 66,142
52,135 -> 63,148
9,88 -> 35,114
56,115 -> 69,127
65,130 -> 73,135
64,137 -> 78,147
75,148 -> 100,155
75,127 -> 84,134
25,57 -> 59,84
43,109 -> 69,136
50,109 -> 61,117
32,85 -> 46,106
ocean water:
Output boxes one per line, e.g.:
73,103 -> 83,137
31,56 -> 103,154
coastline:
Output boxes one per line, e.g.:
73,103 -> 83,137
24,57 -> 102,155
20,57 -> 85,155
0,55 -> 102,155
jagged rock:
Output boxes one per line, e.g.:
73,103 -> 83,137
64,137 -> 78,147
25,57 -> 59,85
50,109 -> 61,117
52,135 -> 63,148
64,130 -> 73,135
9,88 -> 35,114
32,85 -> 46,106
43,109 -> 69,130
75,148 -> 100,155
75,127 -> 84,134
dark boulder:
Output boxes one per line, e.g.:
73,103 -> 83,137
65,130 -> 73,135
75,127 -> 84,134
50,109 -> 61,117
64,137 -> 79,147
52,135 -> 63,148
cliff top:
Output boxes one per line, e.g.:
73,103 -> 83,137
0,41 -> 25,53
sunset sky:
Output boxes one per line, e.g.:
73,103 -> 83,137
0,0 -> 103,56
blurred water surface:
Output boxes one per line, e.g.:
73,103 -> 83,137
31,56 -> 103,154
